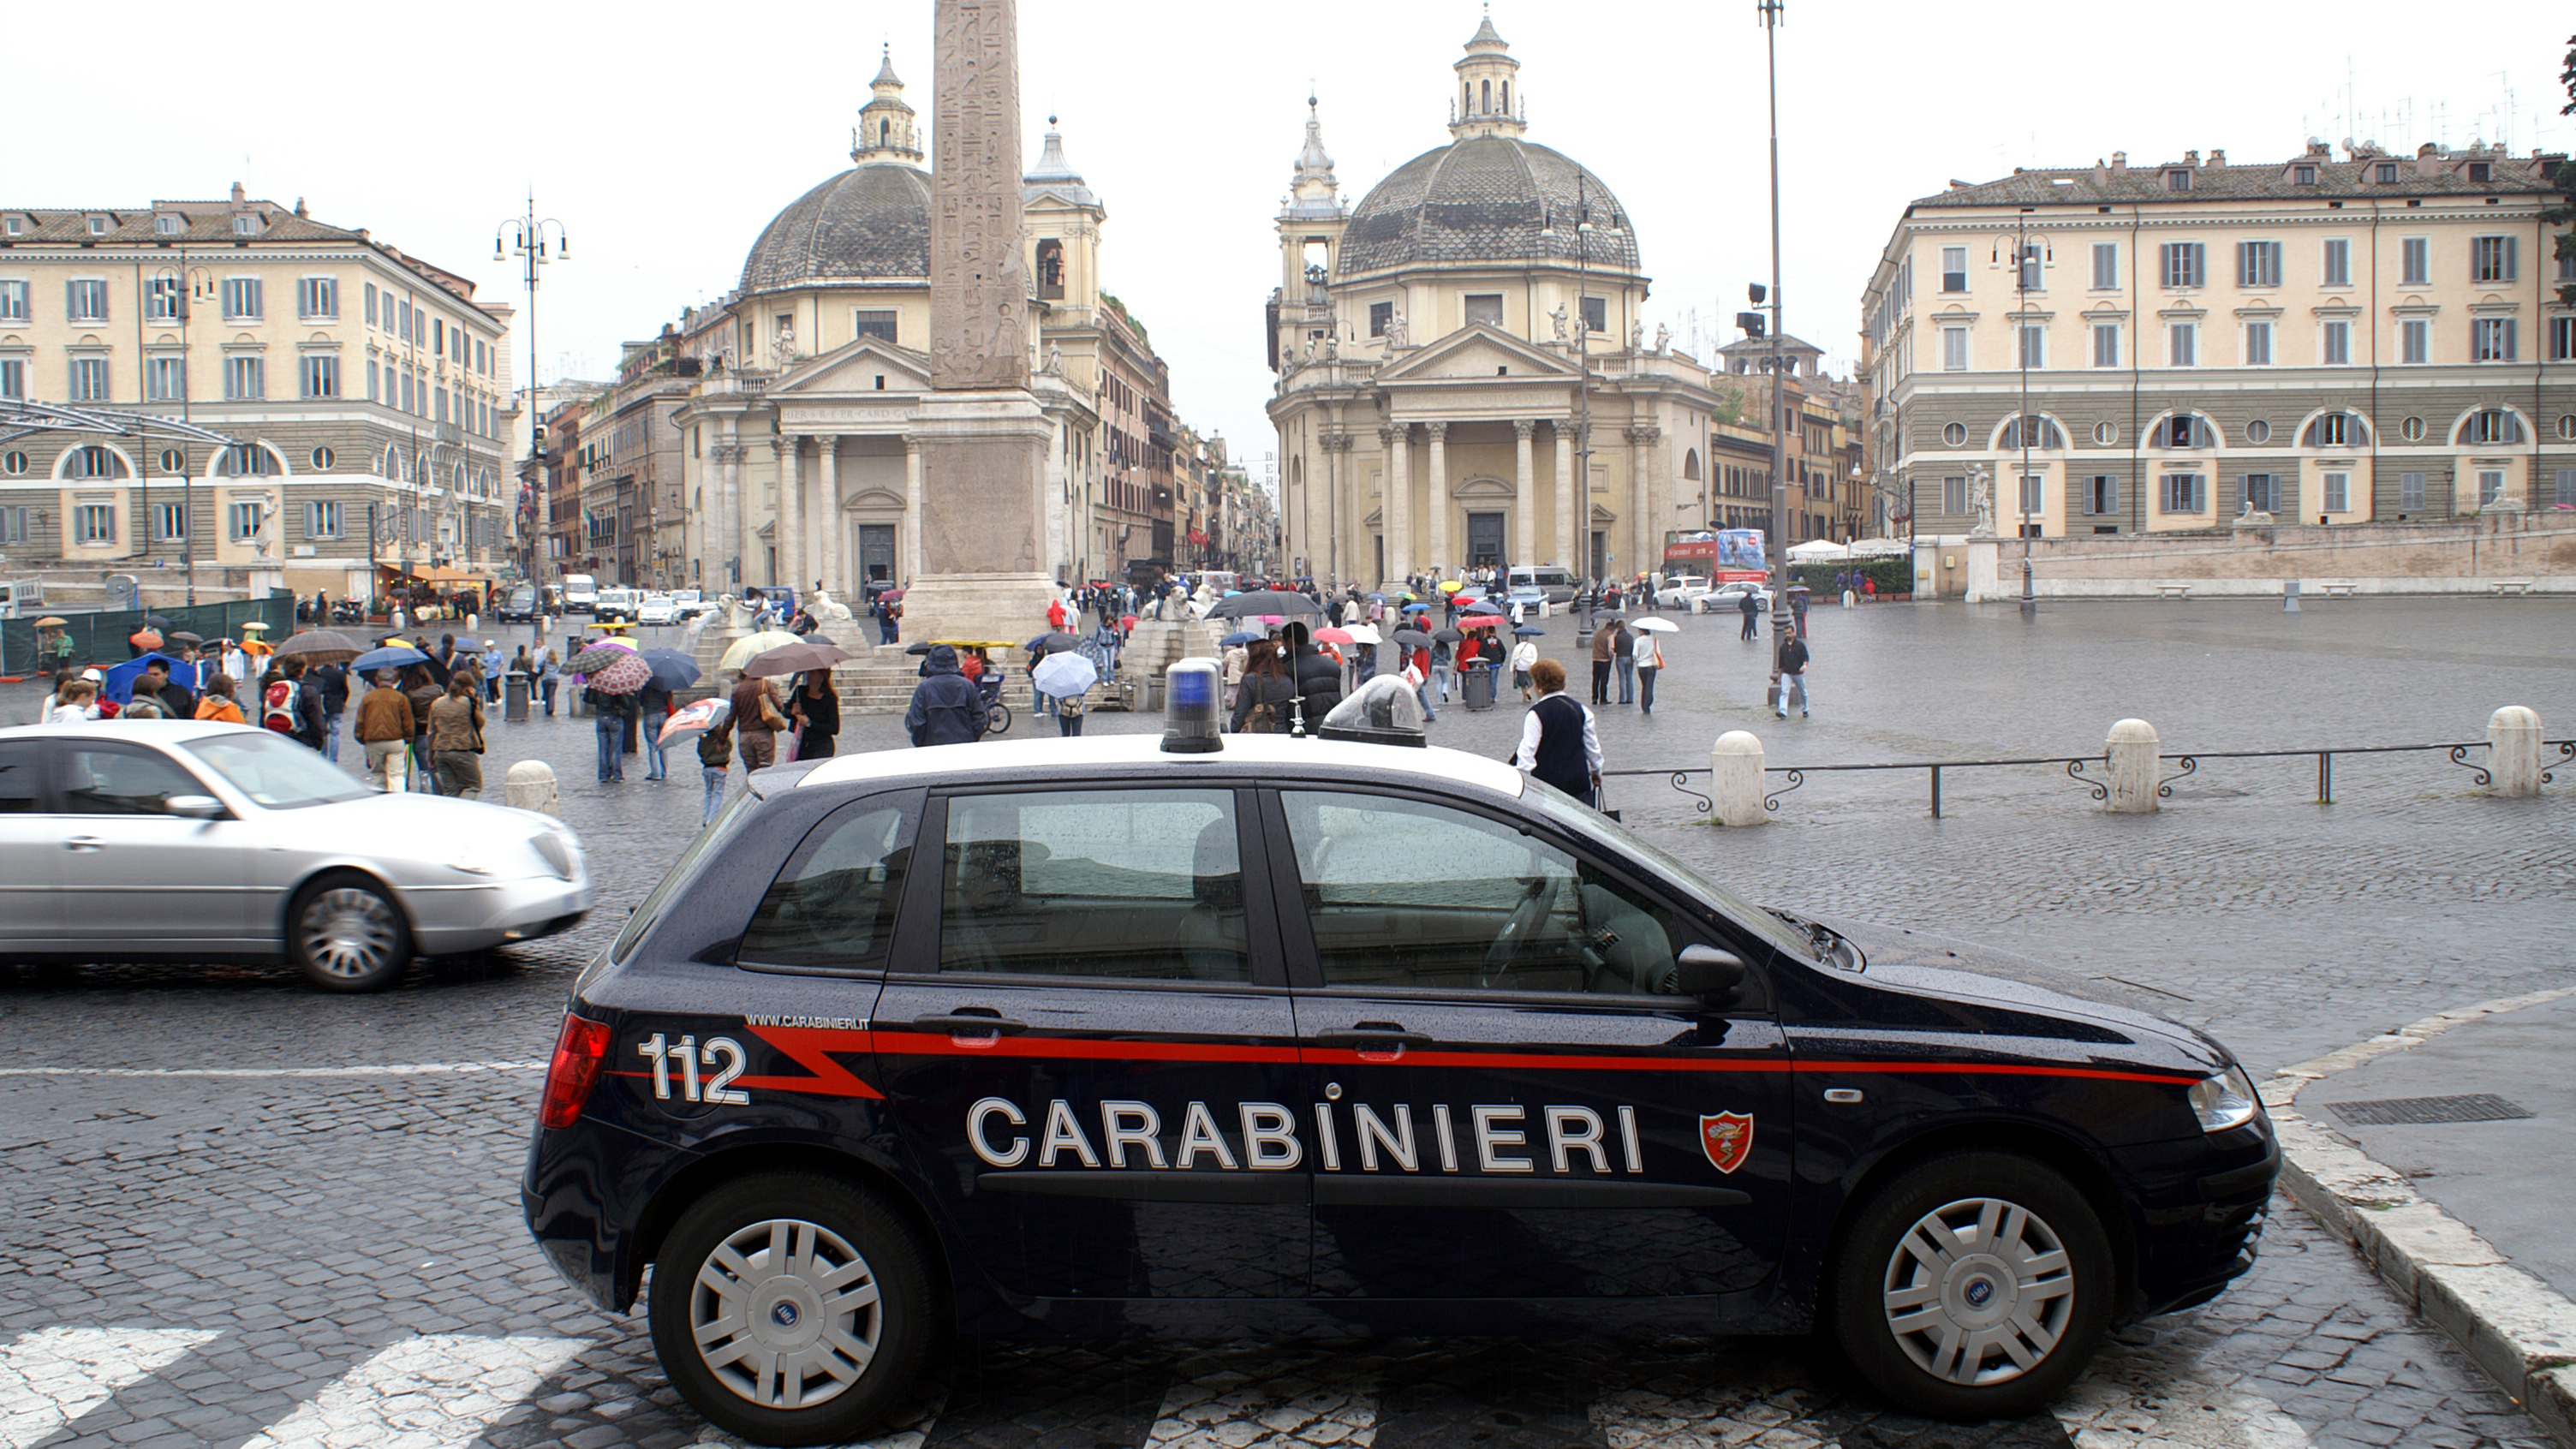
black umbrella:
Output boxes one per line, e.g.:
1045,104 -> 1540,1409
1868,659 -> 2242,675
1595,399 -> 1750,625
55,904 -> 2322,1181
905,641 -> 935,656
275,629 -> 361,665
1391,629 -> 1434,648
1513,624 -> 1547,637
146,614 -> 170,629
1208,589 -> 1321,620
1026,631 -> 1082,655
166,629 -> 205,647
1432,627 -> 1465,643
744,640 -> 854,678
641,648 -> 701,692
565,643 -> 632,675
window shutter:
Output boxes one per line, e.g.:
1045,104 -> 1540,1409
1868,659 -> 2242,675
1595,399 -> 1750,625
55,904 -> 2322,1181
2504,319 -> 2518,361
2503,236 -> 2519,283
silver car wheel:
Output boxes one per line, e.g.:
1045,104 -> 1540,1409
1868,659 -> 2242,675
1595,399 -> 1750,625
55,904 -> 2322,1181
300,887 -> 402,981
689,1217 -> 884,1411
1881,1195 -> 2076,1386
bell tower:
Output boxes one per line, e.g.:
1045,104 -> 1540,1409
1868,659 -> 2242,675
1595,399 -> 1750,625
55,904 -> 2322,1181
1274,96 -> 1348,370
852,45 -> 923,165
1449,9 -> 1526,140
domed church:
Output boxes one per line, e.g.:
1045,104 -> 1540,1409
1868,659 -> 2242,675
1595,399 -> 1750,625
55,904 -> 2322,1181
1265,13 -> 1725,588
671,51 -> 1109,597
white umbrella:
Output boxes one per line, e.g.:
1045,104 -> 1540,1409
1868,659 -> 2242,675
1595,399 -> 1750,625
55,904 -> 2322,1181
1846,537 -> 1911,557
1343,624 -> 1382,645
1031,651 -> 1099,697
1630,616 -> 1680,633
718,629 -> 802,671
1786,539 -> 1852,561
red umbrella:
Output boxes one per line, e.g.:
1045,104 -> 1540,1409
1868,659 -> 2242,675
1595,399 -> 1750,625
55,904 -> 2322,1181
1459,613 -> 1506,628
1313,627 -> 1356,645
587,651 -> 653,695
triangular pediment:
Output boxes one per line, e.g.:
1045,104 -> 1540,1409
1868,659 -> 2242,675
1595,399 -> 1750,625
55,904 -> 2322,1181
1376,323 -> 1577,383
773,336 -> 931,396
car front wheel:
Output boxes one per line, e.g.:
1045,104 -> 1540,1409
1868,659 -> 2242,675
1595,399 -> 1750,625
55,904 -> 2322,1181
651,1172 -> 935,1447
1828,1151 -> 2113,1420
287,874 -> 412,992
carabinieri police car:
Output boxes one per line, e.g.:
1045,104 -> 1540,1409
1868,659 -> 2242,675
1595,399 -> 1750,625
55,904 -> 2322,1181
523,669 -> 2276,1446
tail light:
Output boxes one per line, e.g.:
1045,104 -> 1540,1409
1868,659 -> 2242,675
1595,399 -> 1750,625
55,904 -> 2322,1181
540,1014 -> 614,1129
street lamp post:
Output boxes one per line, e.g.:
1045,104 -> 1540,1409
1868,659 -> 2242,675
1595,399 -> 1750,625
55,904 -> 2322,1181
2016,206 -> 2036,616
146,259 -> 217,606
496,194 -> 569,645
1759,0 -> 1792,691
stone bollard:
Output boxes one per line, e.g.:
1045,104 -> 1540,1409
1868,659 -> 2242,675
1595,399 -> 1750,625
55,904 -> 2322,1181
506,759 -> 563,818
2282,580 -> 2300,613
2488,706 -> 2543,797
1842,589 -> 1857,608
2105,718 -> 2161,814
1711,730 -> 1768,827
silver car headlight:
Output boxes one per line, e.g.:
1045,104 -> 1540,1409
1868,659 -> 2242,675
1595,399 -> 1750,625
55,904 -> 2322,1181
2187,1065 -> 2261,1134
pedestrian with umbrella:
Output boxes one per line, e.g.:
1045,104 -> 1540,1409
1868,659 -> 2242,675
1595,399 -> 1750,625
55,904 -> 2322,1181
354,669 -> 415,791
730,669 -> 788,771
1631,616 -> 1675,714
426,674 -> 487,797
584,652 -> 650,783
790,668 -> 840,760
1612,615 -> 1637,707
638,671 -> 673,780
1032,650 -> 1098,737
1509,630 -> 1539,701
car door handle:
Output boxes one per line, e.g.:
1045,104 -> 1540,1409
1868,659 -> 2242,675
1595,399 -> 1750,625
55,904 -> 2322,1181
1314,1028 -> 1435,1051
63,835 -> 104,852
912,1013 -> 1029,1036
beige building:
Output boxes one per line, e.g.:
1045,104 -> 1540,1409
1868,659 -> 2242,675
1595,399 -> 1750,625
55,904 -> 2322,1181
1265,18 -> 1725,588
1859,142 -> 2576,539
0,184 -> 514,600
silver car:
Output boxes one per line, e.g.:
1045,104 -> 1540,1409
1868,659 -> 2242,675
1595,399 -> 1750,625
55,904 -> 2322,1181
0,720 -> 592,991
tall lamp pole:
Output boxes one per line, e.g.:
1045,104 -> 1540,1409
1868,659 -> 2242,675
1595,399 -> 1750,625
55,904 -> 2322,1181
496,194 -> 568,645
1759,0 -> 1792,686
146,259 -> 216,606
2017,206 -> 2036,615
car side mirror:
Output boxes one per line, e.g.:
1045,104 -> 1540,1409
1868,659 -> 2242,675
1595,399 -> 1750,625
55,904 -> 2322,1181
165,795 -> 225,819
1675,943 -> 1747,1000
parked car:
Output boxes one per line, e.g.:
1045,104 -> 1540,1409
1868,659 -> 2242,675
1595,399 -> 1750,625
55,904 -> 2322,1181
495,584 -> 541,623
1697,581 -> 1774,614
637,593 -> 677,627
1507,564 -> 1579,605
593,588 -> 641,624
0,721 -> 590,990
671,590 -> 708,620
1655,575 -> 1715,609
561,575 -> 599,616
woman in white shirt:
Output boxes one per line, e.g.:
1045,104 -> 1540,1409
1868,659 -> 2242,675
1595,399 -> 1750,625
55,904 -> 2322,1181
1507,635 -> 1539,701
1633,626 -> 1666,714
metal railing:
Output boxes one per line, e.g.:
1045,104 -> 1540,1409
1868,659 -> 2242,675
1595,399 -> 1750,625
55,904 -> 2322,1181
1607,738 -> 2573,820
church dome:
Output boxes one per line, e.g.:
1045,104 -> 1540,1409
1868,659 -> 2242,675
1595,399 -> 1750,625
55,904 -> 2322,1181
738,164 -> 932,295
1337,134 -> 1638,277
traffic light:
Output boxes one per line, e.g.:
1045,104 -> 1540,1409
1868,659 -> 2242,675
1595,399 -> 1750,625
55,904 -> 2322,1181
1737,311 -> 1767,338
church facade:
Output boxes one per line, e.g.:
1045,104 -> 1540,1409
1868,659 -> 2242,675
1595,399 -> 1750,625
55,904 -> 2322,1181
1265,17 -> 1728,589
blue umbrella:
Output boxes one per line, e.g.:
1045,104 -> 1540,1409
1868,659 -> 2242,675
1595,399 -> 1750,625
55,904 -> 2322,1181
102,653 -> 197,706
1220,631 -> 1262,647
1513,625 -> 1547,637
641,648 -> 701,692
351,645 -> 430,675
1402,602 -> 1434,613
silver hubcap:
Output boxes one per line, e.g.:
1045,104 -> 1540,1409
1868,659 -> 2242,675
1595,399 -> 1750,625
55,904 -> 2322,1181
691,1218 -> 883,1410
301,888 -> 401,980
1881,1196 -> 2075,1386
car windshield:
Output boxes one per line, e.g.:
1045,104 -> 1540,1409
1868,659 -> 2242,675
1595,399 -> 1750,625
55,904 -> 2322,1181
1523,782 -> 1816,963
182,730 -> 375,809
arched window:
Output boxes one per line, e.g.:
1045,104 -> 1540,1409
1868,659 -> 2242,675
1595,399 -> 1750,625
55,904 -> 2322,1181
1683,448 -> 1702,482
2301,412 -> 2370,448
383,445 -> 402,478
1998,414 -> 2067,450
2457,409 -> 2525,445
66,445 -> 126,480
1035,239 -> 1064,301
215,443 -> 279,476
2154,414 -> 2215,448
1481,80 -> 1491,114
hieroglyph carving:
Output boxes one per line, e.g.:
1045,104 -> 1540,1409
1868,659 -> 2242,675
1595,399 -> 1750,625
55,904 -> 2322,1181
931,0 -> 1031,391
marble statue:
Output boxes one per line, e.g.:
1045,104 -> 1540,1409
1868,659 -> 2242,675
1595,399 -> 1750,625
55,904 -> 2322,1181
1655,323 -> 1670,355
810,588 -> 855,625
1042,341 -> 1063,374
1386,311 -> 1408,348
1971,473 -> 1995,536
1631,319 -> 1645,353
1549,304 -> 1569,343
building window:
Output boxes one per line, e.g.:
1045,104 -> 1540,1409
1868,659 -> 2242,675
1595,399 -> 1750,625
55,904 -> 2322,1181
0,505 -> 23,541
1941,326 -> 1968,371
2472,318 -> 2516,362
2400,319 -> 2430,364
2156,414 -> 2210,449
301,355 -> 339,398
144,277 -> 182,323
2472,236 -> 2518,283
2161,474 -> 2205,513
219,444 -> 278,476
225,355 -> 265,400
152,502 -> 187,541
2237,241 -> 2282,288
852,309 -> 897,343
1578,296 -> 1606,334
2467,161 -> 2493,183
2463,409 -> 2524,445
1941,475 -> 1969,516
2017,325 -> 2045,368
2400,415 -> 2425,442
2017,474 -> 2043,516
224,501 -> 261,542
2166,169 -> 2192,191
2093,420 -> 2118,445
0,360 -> 19,400
67,446 -> 122,480
2243,321 -> 2273,366
2241,474 -> 2276,513
68,279 -> 109,322
2375,162 -> 2399,183
1035,239 -> 1064,301
297,277 -> 337,319
2322,320 -> 2351,365
1941,247 -> 1967,292
0,450 -> 23,475
2168,322 -> 2197,367
2086,474 -> 2119,515
2557,468 -> 2576,508
2090,243 -> 2117,289
232,213 -> 259,236
2000,415 -> 2066,450
223,277 -> 262,320
1464,294 -> 1504,326
158,448 -> 183,474
2239,420 -> 2269,444
364,283 -> 378,326
2552,317 -> 2576,361
2322,238 -> 2351,286
2399,471 -> 2426,510
73,504 -> 116,545
0,279 -> 25,322
2090,324 -> 2120,367
1941,420 -> 1967,446
2294,164 -> 2318,185
69,357 -> 111,402
310,446 -> 335,472
2322,472 -> 2350,512
146,356 -> 185,401
2477,470 -> 2505,506
2160,242 -> 2204,289
2400,237 -> 2430,286
2560,414 -> 2576,441
2016,243 -> 2042,292
306,500 -> 343,539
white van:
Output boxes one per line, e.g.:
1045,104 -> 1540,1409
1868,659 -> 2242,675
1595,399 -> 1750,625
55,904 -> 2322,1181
562,574 -> 599,615
1506,565 -> 1577,605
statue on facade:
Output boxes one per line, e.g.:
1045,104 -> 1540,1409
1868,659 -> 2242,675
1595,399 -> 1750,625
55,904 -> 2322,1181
1971,470 -> 1996,536
1631,319 -> 1646,353
1042,341 -> 1063,374
1549,304 -> 1569,343
1654,323 -> 1671,355
771,321 -> 798,371
1386,311 -> 1408,348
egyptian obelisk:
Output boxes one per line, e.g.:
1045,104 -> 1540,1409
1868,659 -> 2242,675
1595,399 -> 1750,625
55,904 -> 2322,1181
898,0 -> 1058,646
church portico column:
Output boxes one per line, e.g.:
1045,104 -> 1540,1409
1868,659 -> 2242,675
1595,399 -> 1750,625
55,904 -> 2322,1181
1425,420 -> 1449,579
817,434 -> 843,595
776,435 -> 803,590
1512,420 -> 1535,568
903,438 -> 923,583
1380,423 -> 1410,586
1626,423 -> 1660,586
719,422 -> 744,590
1553,421 -> 1575,571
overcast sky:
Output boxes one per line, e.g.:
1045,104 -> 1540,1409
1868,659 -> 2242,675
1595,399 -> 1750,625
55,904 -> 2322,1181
13,1 -> 2572,492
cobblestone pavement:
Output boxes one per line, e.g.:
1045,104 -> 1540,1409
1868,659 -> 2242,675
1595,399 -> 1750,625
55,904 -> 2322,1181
2,599 -> 2567,1447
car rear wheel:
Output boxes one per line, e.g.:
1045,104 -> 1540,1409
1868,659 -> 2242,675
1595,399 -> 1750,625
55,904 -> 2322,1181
651,1172 -> 935,1447
287,874 -> 412,993
1828,1151 -> 2112,1420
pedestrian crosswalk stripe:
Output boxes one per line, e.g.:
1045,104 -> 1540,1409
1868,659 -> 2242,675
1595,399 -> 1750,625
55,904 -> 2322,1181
1,1326 -> 219,1449
1143,1375 -> 1376,1447
236,1334 -> 585,1449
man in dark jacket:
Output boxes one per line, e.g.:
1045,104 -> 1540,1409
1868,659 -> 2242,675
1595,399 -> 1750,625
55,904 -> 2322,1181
311,662 -> 349,761
904,644 -> 987,747
134,658 -> 198,720
1282,623 -> 1342,733
287,657 -> 328,751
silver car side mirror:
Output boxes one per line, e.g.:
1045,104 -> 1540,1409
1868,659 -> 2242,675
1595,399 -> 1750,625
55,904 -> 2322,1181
165,795 -> 225,819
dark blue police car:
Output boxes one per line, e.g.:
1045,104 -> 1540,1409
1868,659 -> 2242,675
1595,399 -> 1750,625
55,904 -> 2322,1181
523,714 -> 2275,1446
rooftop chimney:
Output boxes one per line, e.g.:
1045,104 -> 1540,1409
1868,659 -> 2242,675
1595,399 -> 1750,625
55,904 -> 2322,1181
2183,149 -> 2200,166
2208,148 -> 2225,167
2092,158 -> 2109,186
230,181 -> 245,203
2111,151 -> 2127,170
